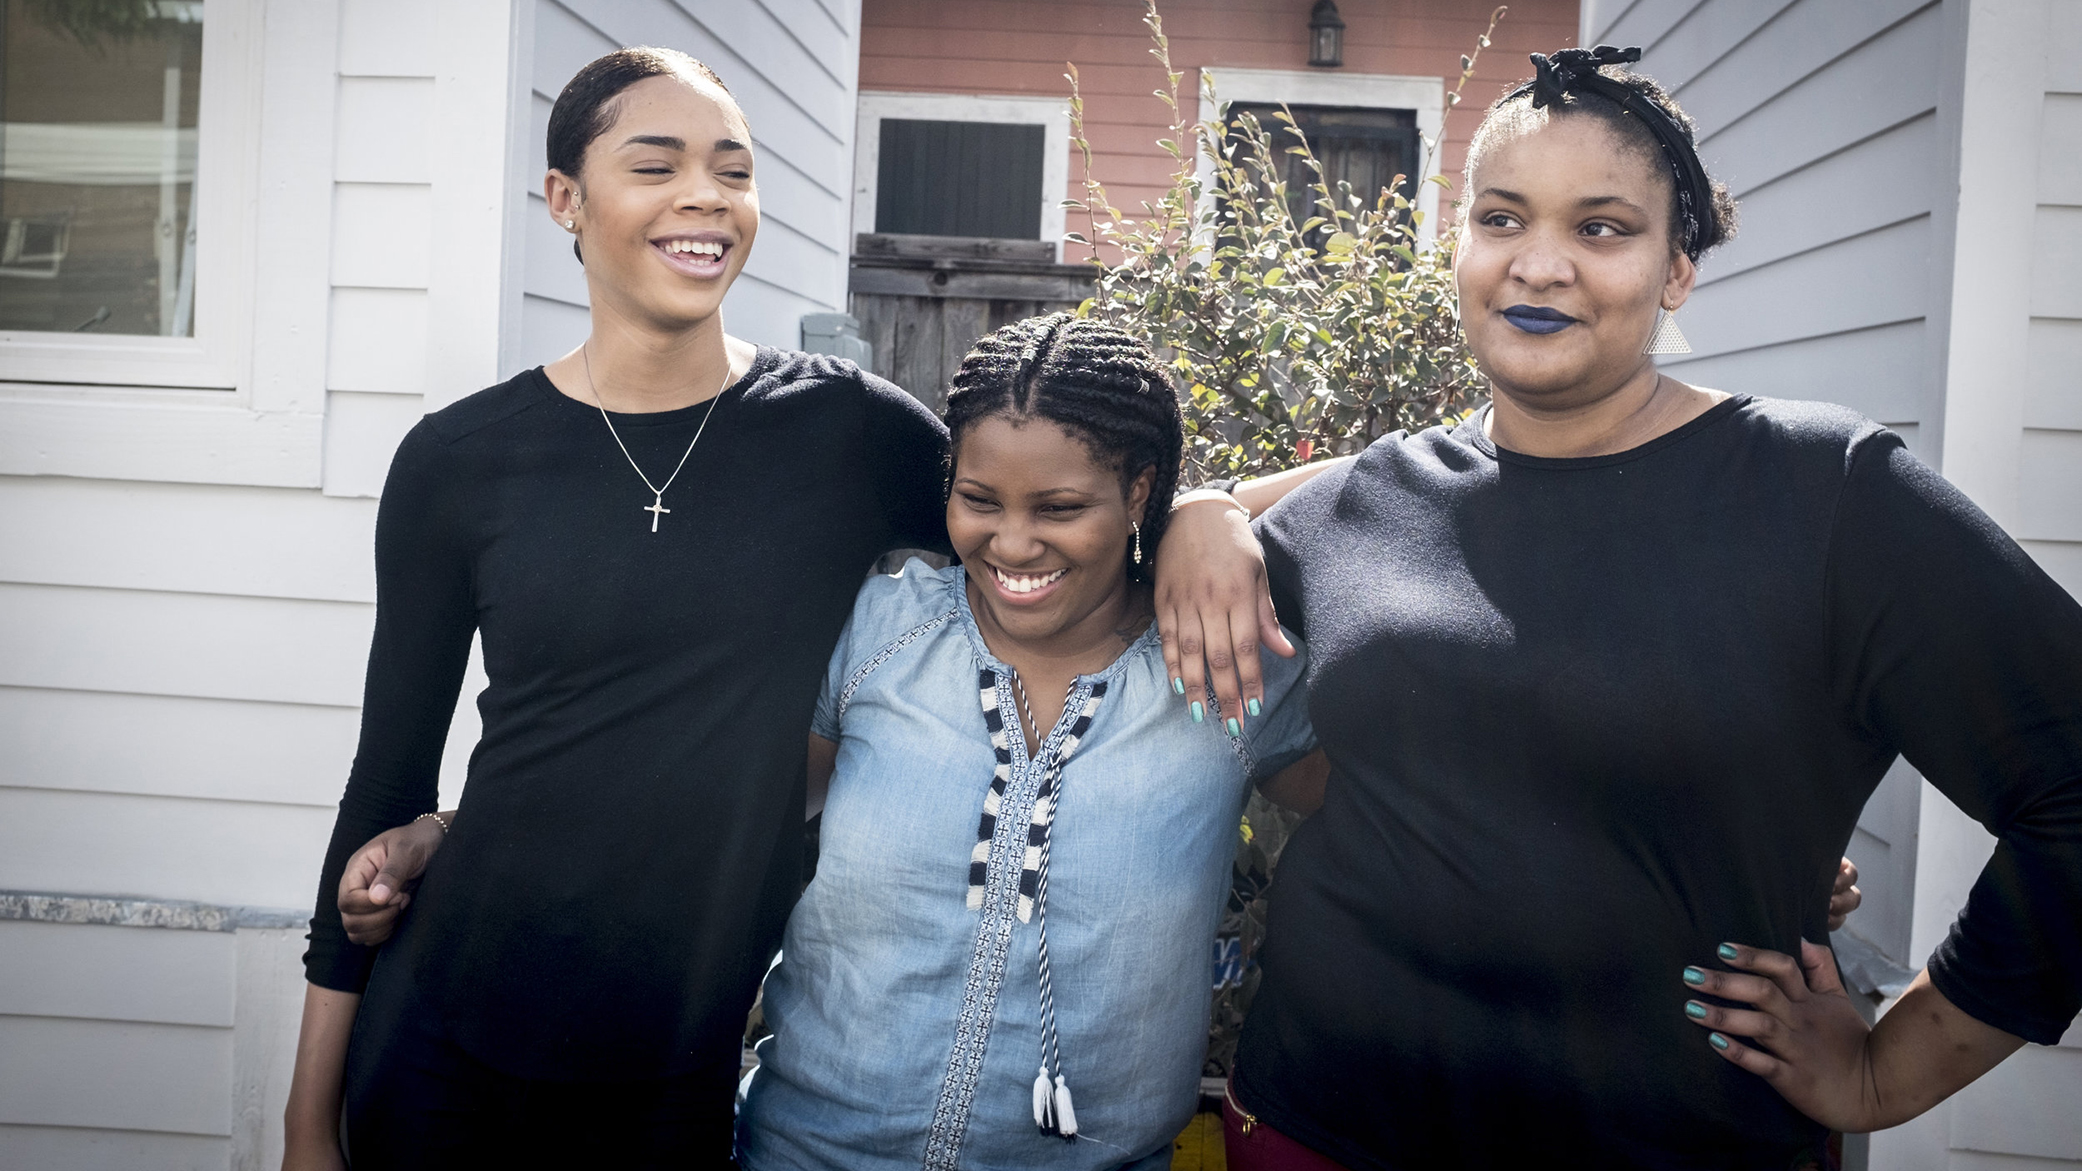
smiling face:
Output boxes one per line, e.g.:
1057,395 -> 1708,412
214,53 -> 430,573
1455,114 -> 1696,407
546,74 -> 758,331
950,415 -> 1153,654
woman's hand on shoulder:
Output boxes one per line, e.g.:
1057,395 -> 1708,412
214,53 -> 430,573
1154,493 -> 1294,731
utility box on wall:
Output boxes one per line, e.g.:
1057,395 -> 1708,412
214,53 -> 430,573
800,312 -> 874,369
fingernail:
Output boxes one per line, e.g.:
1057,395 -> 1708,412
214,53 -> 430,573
1717,943 -> 1739,962
1190,701 -> 1205,723
1173,676 -> 1186,695
1226,717 -> 1241,736
371,885 -> 391,903
1683,966 -> 1705,986
1709,1032 -> 1730,1051
1246,698 -> 1262,717
1684,1001 -> 1708,1020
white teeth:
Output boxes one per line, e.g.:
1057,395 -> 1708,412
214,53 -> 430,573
993,566 -> 1067,595
663,239 -> 723,257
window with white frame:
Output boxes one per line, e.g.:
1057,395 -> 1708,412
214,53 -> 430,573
853,93 -> 1069,257
0,0 -> 254,388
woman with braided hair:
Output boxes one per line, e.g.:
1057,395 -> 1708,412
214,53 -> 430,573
1223,46 -> 2082,1169
727,312 -> 1327,1170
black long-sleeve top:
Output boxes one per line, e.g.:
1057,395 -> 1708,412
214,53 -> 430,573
302,352 -> 949,1081
1241,397 -> 2082,1168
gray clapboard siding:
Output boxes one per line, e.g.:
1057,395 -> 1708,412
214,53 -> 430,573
1663,321 -> 1924,426
1659,0 -> 1930,135
0,585 -> 369,709
0,687 -> 357,808
1673,217 -> 1929,358
0,1125 -> 229,1171
0,1016 -> 231,1136
1619,0 -> 1797,90
0,921 -> 235,1028
1946,1041 -> 2082,1158
1704,113 -> 1935,281
0,478 -> 377,604
0,789 -> 334,911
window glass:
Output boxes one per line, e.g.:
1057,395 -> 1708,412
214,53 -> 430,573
875,118 -> 1044,240
0,0 -> 203,336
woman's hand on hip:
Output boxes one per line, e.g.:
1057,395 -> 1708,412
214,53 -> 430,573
1154,493 -> 1293,731
1826,856 -> 1862,932
1680,940 -> 1880,1130
337,814 -> 450,946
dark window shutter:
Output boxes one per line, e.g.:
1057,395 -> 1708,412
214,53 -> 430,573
875,119 -> 1046,239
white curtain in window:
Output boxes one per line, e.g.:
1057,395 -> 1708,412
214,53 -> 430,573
0,123 -> 198,186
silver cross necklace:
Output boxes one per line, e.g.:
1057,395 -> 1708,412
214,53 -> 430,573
580,343 -> 729,533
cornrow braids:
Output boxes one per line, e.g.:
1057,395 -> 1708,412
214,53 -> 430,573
944,313 -> 1185,582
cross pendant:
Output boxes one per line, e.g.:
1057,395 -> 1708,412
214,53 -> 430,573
644,493 -> 670,532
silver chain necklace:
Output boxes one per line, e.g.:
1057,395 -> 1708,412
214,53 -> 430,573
580,343 -> 729,532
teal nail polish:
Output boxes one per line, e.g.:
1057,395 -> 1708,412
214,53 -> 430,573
1709,1032 -> 1730,1051
1190,701 -> 1205,723
1172,676 -> 1186,695
1684,1001 -> 1708,1021
1226,717 -> 1242,737
1683,966 -> 1706,986
1717,943 -> 1739,962
1246,698 -> 1262,717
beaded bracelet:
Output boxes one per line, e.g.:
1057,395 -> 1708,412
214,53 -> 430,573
414,810 -> 451,834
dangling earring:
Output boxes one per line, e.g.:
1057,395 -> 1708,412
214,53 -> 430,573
1644,307 -> 1691,355
1131,521 -> 1143,566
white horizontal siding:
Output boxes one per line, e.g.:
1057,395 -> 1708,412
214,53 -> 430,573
1,687 -> 356,807
0,477 -> 376,603
0,920 -> 235,1028
2026,318 -> 2082,430
0,788 -> 334,910
0,1016 -> 232,1136
321,390 -> 426,498
327,288 -> 433,395
336,0 -> 435,77
1661,320 -> 1924,428
0,583 -> 370,708
2026,539 -> 2082,601
334,77 -> 436,184
330,183 -> 435,289
0,1124 -> 229,1171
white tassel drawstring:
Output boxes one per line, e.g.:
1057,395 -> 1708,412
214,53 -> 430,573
1033,1065 -> 1054,1128
1052,1074 -> 1078,1137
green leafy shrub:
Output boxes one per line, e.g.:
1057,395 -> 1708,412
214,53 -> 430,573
1067,3 -> 1504,481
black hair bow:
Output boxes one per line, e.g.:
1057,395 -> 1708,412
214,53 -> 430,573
1529,45 -> 1642,108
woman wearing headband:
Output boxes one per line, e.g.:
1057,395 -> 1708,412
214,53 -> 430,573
1225,47 -> 2082,1169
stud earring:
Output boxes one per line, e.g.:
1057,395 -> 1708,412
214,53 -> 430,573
1644,307 -> 1692,355
564,219 -> 575,230
1132,521 -> 1143,566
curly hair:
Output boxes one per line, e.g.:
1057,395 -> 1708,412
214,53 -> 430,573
943,314 -> 1185,582
1463,66 -> 1739,256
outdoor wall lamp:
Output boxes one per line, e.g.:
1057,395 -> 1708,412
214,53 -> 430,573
1308,0 -> 1346,68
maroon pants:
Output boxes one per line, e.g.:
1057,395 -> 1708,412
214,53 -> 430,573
1222,1082 -> 1353,1171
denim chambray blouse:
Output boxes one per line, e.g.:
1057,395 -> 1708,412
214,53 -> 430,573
737,560 -> 1314,1171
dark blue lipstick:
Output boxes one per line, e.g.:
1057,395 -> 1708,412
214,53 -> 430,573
1501,304 -> 1579,334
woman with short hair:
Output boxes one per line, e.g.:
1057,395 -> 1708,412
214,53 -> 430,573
1226,47 -> 2082,1169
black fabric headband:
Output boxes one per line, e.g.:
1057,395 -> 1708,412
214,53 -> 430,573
1500,45 -> 1718,260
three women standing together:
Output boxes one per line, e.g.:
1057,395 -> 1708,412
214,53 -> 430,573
283,42 -> 2082,1171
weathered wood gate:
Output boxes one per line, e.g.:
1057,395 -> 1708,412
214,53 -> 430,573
848,233 -> 1094,411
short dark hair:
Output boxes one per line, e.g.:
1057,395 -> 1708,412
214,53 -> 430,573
1464,67 -> 1739,256
943,314 -> 1184,583
546,47 -> 738,262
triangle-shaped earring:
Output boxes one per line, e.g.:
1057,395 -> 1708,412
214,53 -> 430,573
1644,308 -> 1692,355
